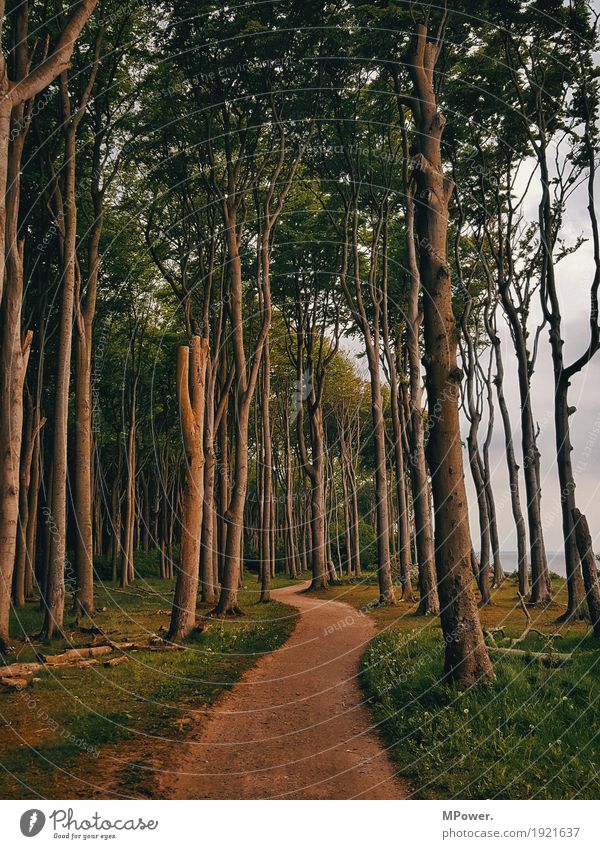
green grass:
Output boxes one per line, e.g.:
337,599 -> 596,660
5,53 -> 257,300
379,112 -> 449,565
0,569 -> 300,799
361,627 -> 600,799
311,572 -> 600,799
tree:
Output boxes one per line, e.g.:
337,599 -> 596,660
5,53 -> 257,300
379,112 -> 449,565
404,19 -> 493,684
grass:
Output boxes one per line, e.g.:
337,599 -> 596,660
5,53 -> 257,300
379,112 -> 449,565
0,562 -> 304,799
314,570 -> 600,799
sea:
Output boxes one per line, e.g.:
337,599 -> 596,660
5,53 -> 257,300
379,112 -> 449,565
496,550 -> 567,577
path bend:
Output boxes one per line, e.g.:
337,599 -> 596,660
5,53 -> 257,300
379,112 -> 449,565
160,582 -> 409,800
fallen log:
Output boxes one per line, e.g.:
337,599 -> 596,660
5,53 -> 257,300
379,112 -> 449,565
104,640 -> 182,653
0,675 -> 31,691
0,662 -> 43,678
40,646 -> 113,665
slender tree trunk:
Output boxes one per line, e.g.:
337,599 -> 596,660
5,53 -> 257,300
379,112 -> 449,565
395,398 -> 414,601
26,408 -> 42,599
214,225 -> 267,614
283,405 -> 298,578
498,287 -> 551,605
43,124 -> 79,636
350,469 -> 361,578
394,79 -> 438,616
13,391 -> 34,608
0,101 -> 32,649
481,363 -> 504,588
200,357 -> 217,603
466,423 -> 491,605
299,399 -> 328,591
110,471 -> 121,583
259,347 -> 272,602
367,354 -> 395,604
121,380 -> 137,588
73,248 -> 99,615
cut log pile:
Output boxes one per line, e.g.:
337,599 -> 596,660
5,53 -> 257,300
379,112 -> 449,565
0,639 -> 181,692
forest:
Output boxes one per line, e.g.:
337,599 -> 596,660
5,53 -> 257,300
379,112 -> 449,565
0,0 -> 600,801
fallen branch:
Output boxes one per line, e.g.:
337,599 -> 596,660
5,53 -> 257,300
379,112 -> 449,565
103,655 -> 128,668
488,646 -> 573,666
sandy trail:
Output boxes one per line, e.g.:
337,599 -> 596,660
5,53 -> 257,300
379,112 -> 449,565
159,582 -> 409,799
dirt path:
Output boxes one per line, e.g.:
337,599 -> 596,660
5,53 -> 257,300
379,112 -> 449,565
158,582 -> 409,799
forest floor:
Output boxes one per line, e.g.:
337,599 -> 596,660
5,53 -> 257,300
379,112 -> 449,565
0,571 -> 300,799
312,572 -> 600,799
2,567 -> 599,799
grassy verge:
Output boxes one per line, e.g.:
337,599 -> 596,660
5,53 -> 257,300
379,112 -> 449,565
0,568 -> 303,799
314,571 -> 600,799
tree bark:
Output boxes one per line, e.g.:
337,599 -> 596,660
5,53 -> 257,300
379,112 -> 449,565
572,509 -> 600,639
168,336 -> 208,641
398,104 -> 438,614
407,22 -> 493,685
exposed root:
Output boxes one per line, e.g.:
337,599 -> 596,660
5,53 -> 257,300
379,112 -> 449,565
303,582 -> 328,593
209,605 -> 245,618
555,606 -> 589,624
374,596 -> 398,608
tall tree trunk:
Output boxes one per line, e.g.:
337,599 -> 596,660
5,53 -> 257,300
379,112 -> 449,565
481,354 -> 504,588
283,404 -> 298,578
491,332 -> 529,596
537,149 -> 585,617
259,346 -> 272,602
407,22 -> 493,685
367,354 -> 395,604
14,391 -> 44,607
43,44 -> 99,635
200,357 -> 217,603
168,336 -> 208,641
121,359 -> 138,588
497,284 -> 551,605
0,89 -> 32,649
393,74 -> 439,616
73,211 -> 101,616
214,223 -> 267,614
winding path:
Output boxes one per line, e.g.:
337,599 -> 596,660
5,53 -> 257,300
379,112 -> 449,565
160,582 -> 409,799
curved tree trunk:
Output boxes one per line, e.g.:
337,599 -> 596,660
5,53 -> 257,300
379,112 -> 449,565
407,22 -> 493,685
491,334 -> 529,596
497,286 -> 551,605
